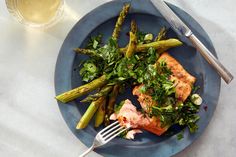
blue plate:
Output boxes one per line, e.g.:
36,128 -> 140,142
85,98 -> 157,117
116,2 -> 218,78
54,0 -> 221,156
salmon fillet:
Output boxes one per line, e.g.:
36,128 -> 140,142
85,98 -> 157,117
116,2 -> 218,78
130,53 -> 196,137
110,53 -> 196,138
110,99 -> 168,137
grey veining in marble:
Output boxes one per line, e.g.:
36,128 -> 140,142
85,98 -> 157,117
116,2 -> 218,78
0,0 -> 235,157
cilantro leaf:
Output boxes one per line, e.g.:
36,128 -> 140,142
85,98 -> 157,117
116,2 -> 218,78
177,132 -> 184,140
86,34 -> 103,50
79,60 -> 101,82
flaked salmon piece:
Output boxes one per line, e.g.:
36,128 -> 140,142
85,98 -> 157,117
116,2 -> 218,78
110,99 -> 144,128
110,99 -> 167,138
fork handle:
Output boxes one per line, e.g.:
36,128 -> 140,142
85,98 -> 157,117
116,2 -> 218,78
79,144 -> 95,157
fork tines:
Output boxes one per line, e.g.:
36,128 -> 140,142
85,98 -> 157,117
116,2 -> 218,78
98,121 -> 128,143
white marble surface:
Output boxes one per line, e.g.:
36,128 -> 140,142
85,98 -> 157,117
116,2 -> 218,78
0,0 -> 236,157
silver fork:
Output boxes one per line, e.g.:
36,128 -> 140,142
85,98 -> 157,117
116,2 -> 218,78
79,121 -> 129,157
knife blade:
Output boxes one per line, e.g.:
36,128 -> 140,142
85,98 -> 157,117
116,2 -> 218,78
150,0 -> 233,84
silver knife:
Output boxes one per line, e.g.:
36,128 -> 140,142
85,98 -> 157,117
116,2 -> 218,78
150,0 -> 233,84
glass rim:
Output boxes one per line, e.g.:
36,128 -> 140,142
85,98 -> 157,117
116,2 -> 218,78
5,0 -> 65,29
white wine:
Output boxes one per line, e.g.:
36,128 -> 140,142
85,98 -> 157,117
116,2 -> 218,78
17,0 -> 61,24
6,0 -> 64,28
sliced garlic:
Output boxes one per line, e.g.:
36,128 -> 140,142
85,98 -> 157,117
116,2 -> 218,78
144,33 -> 153,41
191,94 -> 202,105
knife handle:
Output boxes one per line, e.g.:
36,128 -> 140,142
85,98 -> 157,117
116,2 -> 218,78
189,34 -> 233,84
